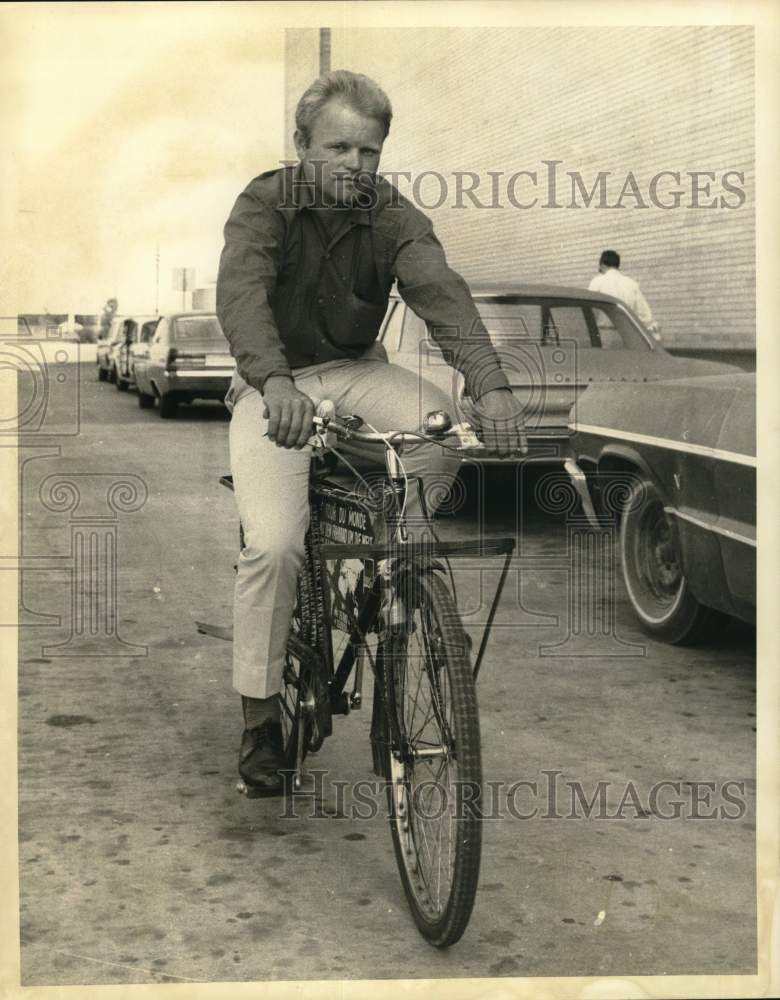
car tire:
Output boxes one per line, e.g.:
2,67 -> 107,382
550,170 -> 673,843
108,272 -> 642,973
109,365 -> 117,384
98,366 -> 108,382
620,479 -> 729,645
138,390 -> 155,409
116,376 -> 129,391
159,393 -> 179,419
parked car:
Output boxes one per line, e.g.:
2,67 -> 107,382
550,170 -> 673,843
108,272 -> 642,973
108,318 -> 128,389
133,311 -> 235,418
96,315 -> 125,382
379,285 -> 740,465
55,320 -> 83,341
114,315 -> 159,391
124,318 -> 160,391
566,371 -> 755,644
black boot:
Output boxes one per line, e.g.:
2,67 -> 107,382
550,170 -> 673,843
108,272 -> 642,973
238,718 -> 287,796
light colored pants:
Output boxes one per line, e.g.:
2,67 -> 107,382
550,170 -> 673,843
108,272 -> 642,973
228,354 -> 462,698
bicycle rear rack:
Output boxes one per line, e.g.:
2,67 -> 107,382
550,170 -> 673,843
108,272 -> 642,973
318,536 -> 514,682
208,474 -> 514,682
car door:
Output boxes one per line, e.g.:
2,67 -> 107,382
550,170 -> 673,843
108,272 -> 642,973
112,317 -> 124,356
119,319 -> 137,379
145,317 -> 170,390
136,318 -> 164,391
481,300 -> 567,432
713,377 -> 756,621
130,319 -> 157,384
105,318 -> 123,370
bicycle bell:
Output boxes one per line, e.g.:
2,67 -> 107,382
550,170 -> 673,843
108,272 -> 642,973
423,410 -> 452,438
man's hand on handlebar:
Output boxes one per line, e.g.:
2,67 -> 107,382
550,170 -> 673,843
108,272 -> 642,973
472,387 -> 529,457
262,375 -> 316,450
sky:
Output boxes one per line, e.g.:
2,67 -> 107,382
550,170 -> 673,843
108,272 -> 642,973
1,3 -> 286,316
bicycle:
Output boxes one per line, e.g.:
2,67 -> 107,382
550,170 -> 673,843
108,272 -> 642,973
197,405 -> 515,947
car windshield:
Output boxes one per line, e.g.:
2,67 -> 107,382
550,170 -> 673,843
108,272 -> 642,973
397,298 -> 650,352
140,320 -> 158,342
172,316 -> 226,343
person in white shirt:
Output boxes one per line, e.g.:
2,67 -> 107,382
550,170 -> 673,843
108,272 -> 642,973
588,249 -> 660,339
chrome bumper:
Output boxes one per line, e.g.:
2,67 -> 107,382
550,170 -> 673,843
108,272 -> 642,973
563,458 -> 600,529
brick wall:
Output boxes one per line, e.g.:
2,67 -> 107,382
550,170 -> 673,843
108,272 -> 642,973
286,27 -> 755,350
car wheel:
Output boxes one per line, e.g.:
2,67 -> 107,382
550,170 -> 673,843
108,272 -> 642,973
116,376 -> 129,391
109,365 -> 117,384
159,393 -> 179,419
619,479 -> 729,645
98,366 -> 108,382
138,390 -> 155,409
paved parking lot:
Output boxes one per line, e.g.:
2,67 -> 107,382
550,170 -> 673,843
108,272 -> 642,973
16,364 -> 756,985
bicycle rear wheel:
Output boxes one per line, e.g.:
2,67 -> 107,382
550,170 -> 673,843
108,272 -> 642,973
279,633 -> 319,773
382,570 -> 482,948
281,519 -> 358,775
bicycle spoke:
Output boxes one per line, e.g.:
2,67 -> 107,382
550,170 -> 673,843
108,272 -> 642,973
416,800 -> 436,880
281,693 -> 296,725
417,613 -> 455,748
435,799 -> 445,911
403,606 -> 457,909
404,626 -> 443,748
409,674 -> 446,751
406,644 -> 426,740
408,677 -> 436,746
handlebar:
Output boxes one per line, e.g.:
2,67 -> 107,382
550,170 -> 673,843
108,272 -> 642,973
310,402 -> 484,453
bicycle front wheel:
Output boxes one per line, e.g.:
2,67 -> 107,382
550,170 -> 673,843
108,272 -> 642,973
382,570 -> 482,948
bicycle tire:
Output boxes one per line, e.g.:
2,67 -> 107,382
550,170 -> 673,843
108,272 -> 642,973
382,570 -> 482,948
279,631 -> 318,772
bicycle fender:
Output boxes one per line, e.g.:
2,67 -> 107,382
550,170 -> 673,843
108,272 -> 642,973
387,555 -> 447,588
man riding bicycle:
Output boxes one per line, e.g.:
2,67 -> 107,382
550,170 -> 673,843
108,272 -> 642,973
216,69 -> 527,795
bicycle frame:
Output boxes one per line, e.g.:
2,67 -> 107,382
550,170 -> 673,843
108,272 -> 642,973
194,410 -> 518,946
198,428 -> 515,770
302,453 -> 515,779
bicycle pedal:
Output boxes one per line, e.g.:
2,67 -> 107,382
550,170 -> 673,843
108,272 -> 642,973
331,692 -> 350,715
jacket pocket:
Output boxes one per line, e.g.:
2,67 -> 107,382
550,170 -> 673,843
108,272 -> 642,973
344,292 -> 388,346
